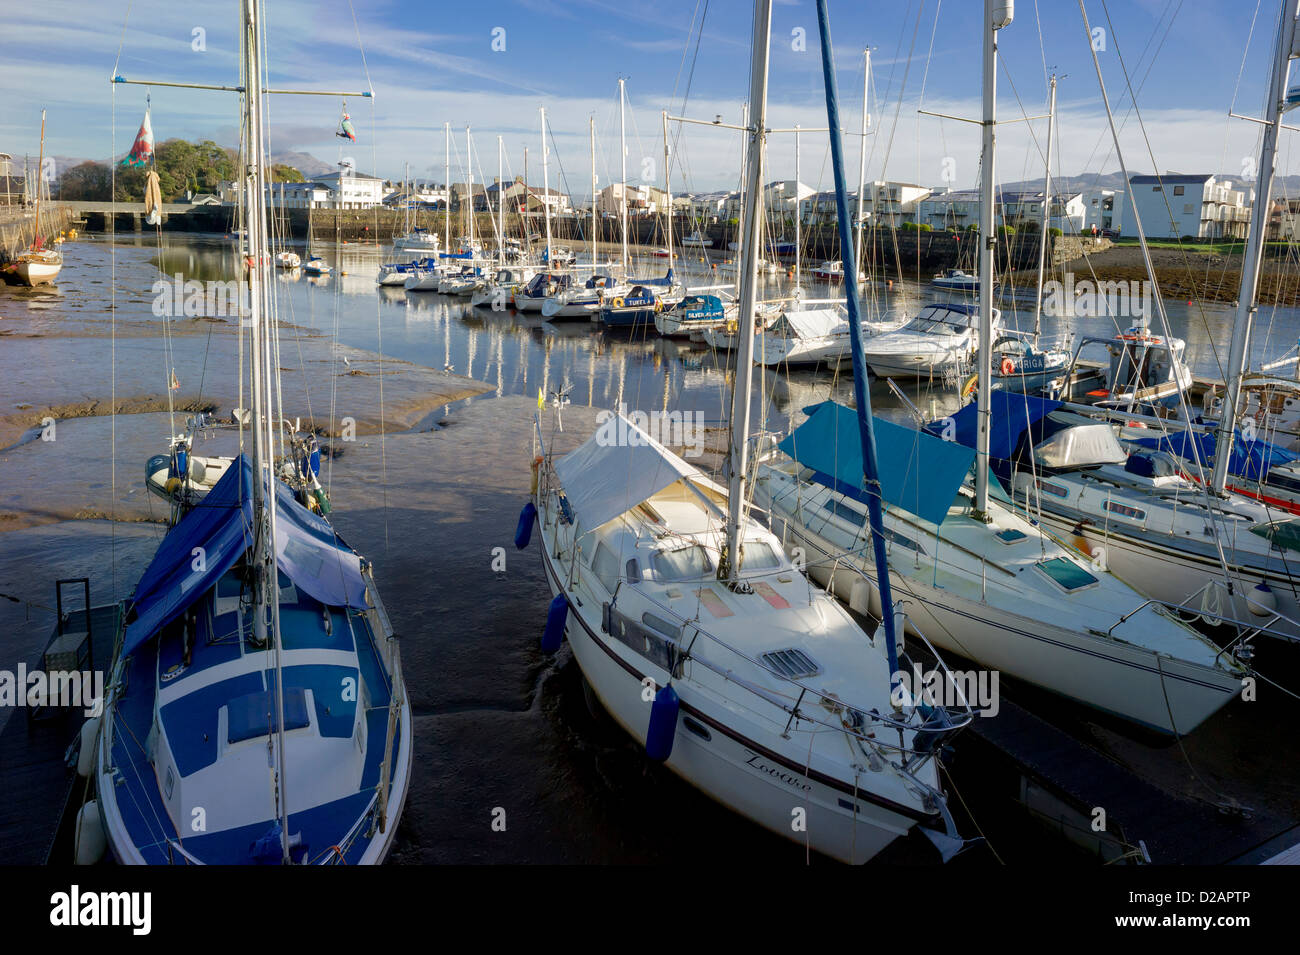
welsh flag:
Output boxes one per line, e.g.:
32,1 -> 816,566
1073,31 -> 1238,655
122,109 -> 154,167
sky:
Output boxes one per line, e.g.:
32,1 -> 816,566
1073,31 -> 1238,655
0,1 -> 1290,198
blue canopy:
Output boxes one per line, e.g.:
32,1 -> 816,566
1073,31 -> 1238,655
628,268 -> 675,287
929,391 -> 1062,460
124,456 -> 369,657
779,401 -> 977,526
1130,428 -> 1299,483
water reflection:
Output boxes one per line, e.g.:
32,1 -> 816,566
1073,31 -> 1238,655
119,235 -> 1300,435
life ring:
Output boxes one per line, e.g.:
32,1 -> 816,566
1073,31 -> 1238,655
960,374 -> 979,400
1000,356 -> 1016,376
612,297 -> 625,309
654,298 -> 664,313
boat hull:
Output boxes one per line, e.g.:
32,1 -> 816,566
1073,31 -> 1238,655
776,510 -> 1240,734
536,541 -> 925,863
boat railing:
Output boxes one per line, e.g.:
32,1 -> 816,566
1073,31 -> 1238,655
623,579 -> 972,770
1105,581 -> 1293,655
532,414 -> 973,769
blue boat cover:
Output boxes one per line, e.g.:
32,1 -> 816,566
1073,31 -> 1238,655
628,269 -> 674,287
123,456 -> 369,656
1130,428 -> 1300,483
930,391 -> 1062,460
779,401 -> 977,526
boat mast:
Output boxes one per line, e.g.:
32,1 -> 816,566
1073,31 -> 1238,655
590,117 -> 598,269
1033,73 -> 1057,340
443,122 -> 451,254
619,78 -> 629,275
466,126 -> 474,252
240,0 -> 291,863
974,0 -> 1013,520
794,124 -> 801,287
1213,0 -> 1299,495
33,109 -> 46,248
540,107 -> 553,265
812,0 -> 901,689
498,135 -> 505,267
854,49 -> 870,271
720,0 -> 772,586
663,110 -> 674,277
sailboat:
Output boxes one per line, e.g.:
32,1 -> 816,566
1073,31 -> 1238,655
754,0 -> 1245,735
90,0 -> 411,865
948,0 -> 1300,646
518,0 -> 972,864
8,111 -> 63,287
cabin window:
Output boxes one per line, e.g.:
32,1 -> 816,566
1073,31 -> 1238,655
1104,500 -> 1146,522
642,612 -> 680,641
592,542 -> 621,593
995,528 -> 1028,544
821,496 -> 864,525
1036,480 -> 1069,499
1173,185 -> 1185,196
652,544 -> 713,580
1035,557 -> 1099,593
625,558 -> 642,583
739,541 -> 783,570
1266,473 -> 1300,494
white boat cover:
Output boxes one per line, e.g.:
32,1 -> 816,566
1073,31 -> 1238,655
783,306 -> 846,340
555,414 -> 704,533
1034,422 -> 1127,469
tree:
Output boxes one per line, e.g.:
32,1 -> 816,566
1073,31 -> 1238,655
272,164 -> 304,183
58,161 -> 113,200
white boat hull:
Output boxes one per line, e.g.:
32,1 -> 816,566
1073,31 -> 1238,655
775,507 -> 1240,735
537,542 -> 923,862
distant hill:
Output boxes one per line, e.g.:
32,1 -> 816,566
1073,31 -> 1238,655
1001,170 -> 1300,197
271,151 -> 333,178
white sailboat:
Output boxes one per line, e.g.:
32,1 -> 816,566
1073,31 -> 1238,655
520,0 -> 973,864
754,0 -> 1245,736
8,111 -> 63,287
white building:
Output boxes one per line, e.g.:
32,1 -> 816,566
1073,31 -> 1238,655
597,182 -> 665,217
1081,188 -> 1124,234
308,168 -> 386,209
863,181 -> 932,227
267,180 -> 333,209
762,179 -> 816,223
999,190 -> 1087,233
915,189 -> 982,230
1127,173 -> 1250,239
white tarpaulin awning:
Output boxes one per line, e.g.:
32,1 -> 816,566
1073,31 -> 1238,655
555,414 -> 704,533
782,305 -> 846,340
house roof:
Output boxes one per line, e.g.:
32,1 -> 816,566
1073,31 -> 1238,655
310,170 -> 383,183
1129,173 -> 1213,185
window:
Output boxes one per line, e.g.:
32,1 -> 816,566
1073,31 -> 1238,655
651,545 -> 712,580
1173,185 -> 1185,196
1184,204 -> 1194,215
1104,500 -> 1146,522
1037,480 -> 1069,499
1036,557 -> 1099,592
1153,186 -> 1161,192
738,541 -> 783,570
591,542 -> 621,593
